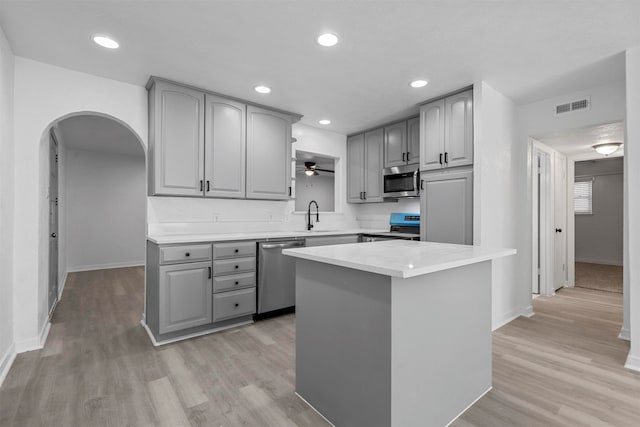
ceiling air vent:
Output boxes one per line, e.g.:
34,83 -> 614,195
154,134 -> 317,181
555,97 -> 591,115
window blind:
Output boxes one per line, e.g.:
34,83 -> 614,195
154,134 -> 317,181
574,179 -> 592,214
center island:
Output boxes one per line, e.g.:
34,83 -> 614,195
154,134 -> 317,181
283,240 -> 516,427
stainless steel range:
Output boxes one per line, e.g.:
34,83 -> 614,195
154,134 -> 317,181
360,212 -> 420,242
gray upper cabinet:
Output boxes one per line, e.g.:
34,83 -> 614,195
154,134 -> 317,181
420,89 -> 473,171
347,134 -> 365,203
444,90 -> 473,169
384,119 -> 419,167
158,261 -> 212,334
149,80 -> 205,196
204,95 -> 246,198
407,116 -> 420,165
420,169 -> 473,245
246,105 -> 292,200
419,98 -> 445,171
347,129 -> 383,203
384,121 -> 407,168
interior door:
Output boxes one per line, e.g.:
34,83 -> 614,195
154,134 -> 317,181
554,153 -> 567,290
48,131 -> 59,314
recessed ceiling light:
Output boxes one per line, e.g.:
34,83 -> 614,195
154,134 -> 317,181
254,85 -> 271,94
318,119 -> 331,125
317,33 -> 339,47
409,80 -> 428,88
92,35 -> 119,49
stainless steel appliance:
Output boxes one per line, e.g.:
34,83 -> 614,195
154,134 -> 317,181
360,212 -> 421,242
257,239 -> 305,316
383,165 -> 420,198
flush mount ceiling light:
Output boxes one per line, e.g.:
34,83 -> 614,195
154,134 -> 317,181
317,33 -> 339,47
409,80 -> 428,88
592,142 -> 623,156
92,35 -> 119,49
318,119 -> 331,125
254,85 -> 271,94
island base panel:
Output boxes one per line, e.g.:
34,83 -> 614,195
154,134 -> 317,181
295,259 -> 392,427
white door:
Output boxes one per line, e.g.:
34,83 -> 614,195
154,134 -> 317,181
554,153 -> 567,290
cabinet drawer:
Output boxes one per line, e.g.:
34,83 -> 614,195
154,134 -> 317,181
213,272 -> 256,293
213,257 -> 256,275
213,241 -> 256,259
159,244 -> 212,264
213,287 -> 256,322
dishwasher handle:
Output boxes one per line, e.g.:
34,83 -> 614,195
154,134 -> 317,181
261,241 -> 305,250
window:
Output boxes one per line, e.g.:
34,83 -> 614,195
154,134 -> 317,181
574,179 -> 593,214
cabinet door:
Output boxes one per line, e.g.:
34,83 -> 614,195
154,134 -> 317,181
246,106 -> 292,200
383,121 -> 407,168
420,170 -> 473,245
347,134 -> 365,203
204,95 -> 246,198
151,81 -> 205,196
158,261 -> 212,334
444,90 -> 473,168
407,116 -> 420,165
419,99 -> 445,171
364,128 -> 384,202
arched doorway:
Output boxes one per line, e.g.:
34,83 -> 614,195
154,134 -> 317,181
40,112 -> 146,316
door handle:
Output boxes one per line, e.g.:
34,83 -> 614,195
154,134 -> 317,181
208,266 -> 212,279
51,232 -> 57,238
200,180 -> 203,192
420,180 -> 424,190
444,152 -> 449,164
555,228 -> 562,233
363,191 -> 366,200
402,152 -> 406,162
439,153 -> 443,165
206,180 -> 210,192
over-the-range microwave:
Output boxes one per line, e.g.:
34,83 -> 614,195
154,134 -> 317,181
383,164 -> 420,198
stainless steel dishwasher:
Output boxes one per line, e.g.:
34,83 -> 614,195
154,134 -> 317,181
257,239 -> 305,315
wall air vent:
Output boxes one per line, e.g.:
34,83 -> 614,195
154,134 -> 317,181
555,97 -> 591,115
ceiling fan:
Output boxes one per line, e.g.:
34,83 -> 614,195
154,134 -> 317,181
302,161 -> 334,176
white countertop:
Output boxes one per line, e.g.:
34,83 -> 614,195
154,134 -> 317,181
147,229 -> 387,244
283,240 -> 516,278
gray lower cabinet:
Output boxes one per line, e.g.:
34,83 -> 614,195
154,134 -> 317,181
246,106 -> 292,200
420,169 -> 473,245
305,235 -> 360,247
158,261 -> 212,334
146,240 -> 256,344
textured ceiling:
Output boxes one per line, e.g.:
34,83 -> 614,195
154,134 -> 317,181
535,121 -> 625,159
0,1 -> 638,135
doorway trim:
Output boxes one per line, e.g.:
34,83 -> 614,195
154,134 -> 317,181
531,139 -> 555,296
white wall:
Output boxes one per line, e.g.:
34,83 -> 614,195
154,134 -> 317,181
0,24 -> 16,384
12,57 -> 147,351
65,149 -> 145,271
625,47 -> 640,371
473,82 -> 523,329
574,158 -> 623,265
516,79 -> 626,327
295,172 -> 335,212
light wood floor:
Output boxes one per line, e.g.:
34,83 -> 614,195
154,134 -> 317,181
2,268 -> 640,426
575,262 -> 623,293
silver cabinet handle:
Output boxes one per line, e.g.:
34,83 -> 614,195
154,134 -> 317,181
262,242 -> 305,249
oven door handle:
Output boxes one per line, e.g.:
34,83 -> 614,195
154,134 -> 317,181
414,169 -> 420,194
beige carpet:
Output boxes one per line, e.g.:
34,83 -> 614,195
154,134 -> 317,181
575,262 -> 623,293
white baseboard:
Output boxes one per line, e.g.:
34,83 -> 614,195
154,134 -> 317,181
446,386 -> 492,427
58,270 -> 68,299
625,353 -> 640,372
140,319 -> 253,347
295,392 -> 336,427
67,260 -> 144,273
15,321 -> 51,353
0,343 -> 17,387
492,306 -> 533,331
575,258 -> 623,266
619,327 -> 631,341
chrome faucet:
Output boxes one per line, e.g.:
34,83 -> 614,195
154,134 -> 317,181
307,200 -> 319,230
